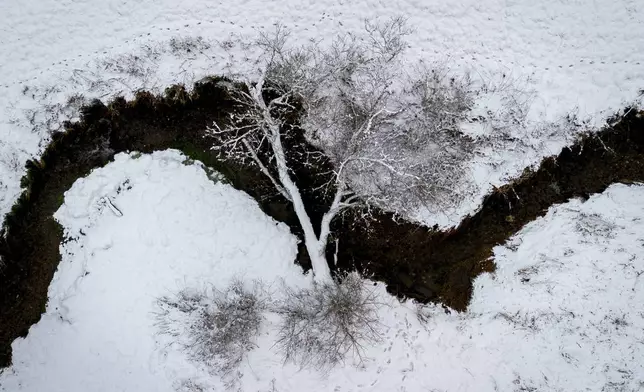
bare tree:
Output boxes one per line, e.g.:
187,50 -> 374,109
207,18 -> 474,282
305,29 -> 476,216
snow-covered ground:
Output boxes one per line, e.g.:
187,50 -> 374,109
1,0 -> 643,226
1,1 -> 644,391
1,151 -> 642,392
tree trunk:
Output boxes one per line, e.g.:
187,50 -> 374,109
268,122 -> 333,284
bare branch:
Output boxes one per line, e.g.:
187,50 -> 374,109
241,138 -> 292,201
205,17 -> 479,286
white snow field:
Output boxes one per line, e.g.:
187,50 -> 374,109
0,0 -> 643,226
1,0 -> 644,391
1,151 -> 643,392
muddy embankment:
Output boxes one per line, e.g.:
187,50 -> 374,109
0,77 -> 642,367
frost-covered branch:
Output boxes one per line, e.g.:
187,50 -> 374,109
206,18 -> 478,283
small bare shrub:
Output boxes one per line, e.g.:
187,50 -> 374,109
275,273 -> 382,370
174,378 -> 207,392
169,36 -> 211,56
156,279 -> 265,388
575,212 -> 618,240
414,303 -> 435,325
0,147 -> 24,173
405,68 -> 475,148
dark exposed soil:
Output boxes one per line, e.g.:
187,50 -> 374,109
0,77 -> 642,368
334,108 -> 644,310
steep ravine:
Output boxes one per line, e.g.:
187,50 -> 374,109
0,79 -> 642,367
